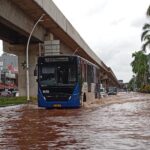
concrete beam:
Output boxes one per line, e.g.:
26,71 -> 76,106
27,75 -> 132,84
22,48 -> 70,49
0,0 -> 46,42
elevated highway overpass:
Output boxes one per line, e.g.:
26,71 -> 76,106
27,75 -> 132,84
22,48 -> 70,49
0,0 -> 120,96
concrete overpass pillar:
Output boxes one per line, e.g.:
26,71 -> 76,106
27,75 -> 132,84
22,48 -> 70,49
18,46 -> 39,97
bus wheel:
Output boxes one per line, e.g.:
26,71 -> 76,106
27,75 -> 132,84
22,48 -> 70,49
83,93 -> 86,102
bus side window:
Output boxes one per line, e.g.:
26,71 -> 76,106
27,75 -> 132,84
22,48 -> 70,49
84,63 -> 87,82
81,60 -> 85,82
34,64 -> 38,76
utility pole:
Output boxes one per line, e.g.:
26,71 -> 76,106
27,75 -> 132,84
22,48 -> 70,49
26,14 -> 45,101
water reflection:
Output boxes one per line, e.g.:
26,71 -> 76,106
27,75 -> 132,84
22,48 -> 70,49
0,93 -> 150,150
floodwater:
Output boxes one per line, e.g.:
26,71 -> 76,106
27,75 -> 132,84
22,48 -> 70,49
0,93 -> 150,150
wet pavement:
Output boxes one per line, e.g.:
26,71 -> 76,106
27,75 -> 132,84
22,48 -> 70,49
0,92 -> 150,150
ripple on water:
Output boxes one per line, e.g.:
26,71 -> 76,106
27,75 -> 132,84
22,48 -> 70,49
0,94 -> 150,150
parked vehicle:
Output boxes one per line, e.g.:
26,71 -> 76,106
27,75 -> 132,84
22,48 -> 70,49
100,87 -> 107,98
0,91 -> 13,97
107,87 -> 117,95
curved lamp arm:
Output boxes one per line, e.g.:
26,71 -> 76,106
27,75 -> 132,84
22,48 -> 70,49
26,14 -> 45,101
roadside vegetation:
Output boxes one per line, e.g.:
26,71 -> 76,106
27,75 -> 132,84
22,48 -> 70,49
129,5 -> 150,93
0,97 -> 37,107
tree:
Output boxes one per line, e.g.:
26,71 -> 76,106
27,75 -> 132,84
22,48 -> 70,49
128,75 -> 136,91
141,24 -> 150,51
131,51 -> 149,88
146,5 -> 150,16
131,5 -> 150,91
141,5 -> 150,52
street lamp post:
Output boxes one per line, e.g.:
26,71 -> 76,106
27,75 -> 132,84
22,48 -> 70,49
26,14 -> 45,101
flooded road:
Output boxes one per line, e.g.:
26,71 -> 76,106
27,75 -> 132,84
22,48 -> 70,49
0,92 -> 150,150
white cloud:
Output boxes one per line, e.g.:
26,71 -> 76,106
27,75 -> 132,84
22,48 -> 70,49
53,0 -> 150,82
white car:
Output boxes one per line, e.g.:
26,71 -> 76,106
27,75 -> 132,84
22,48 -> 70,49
0,91 -> 12,97
100,88 -> 107,98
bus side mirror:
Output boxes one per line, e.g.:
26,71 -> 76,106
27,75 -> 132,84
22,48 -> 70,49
34,65 -> 38,76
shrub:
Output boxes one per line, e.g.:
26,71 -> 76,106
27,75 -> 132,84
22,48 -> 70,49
140,85 -> 150,93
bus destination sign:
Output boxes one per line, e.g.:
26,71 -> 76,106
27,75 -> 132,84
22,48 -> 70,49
44,57 -> 69,63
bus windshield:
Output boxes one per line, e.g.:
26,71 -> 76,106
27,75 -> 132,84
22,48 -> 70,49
39,62 -> 77,86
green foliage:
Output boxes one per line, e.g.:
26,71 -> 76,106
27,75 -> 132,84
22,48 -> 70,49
140,85 -> 150,93
141,5 -> 150,52
131,51 -> 148,74
130,5 -> 150,91
131,51 -> 149,88
146,5 -> 150,16
0,97 -> 37,107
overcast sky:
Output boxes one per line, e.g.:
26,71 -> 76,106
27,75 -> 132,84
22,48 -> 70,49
52,0 -> 150,82
0,0 -> 149,82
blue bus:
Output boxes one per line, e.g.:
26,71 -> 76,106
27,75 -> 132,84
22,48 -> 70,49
36,55 -> 100,108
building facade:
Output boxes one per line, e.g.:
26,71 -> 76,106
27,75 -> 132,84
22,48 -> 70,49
0,53 -> 18,90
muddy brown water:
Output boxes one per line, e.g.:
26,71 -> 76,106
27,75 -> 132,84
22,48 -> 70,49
0,92 -> 150,150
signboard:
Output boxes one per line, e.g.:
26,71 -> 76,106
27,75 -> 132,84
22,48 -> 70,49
44,57 -> 69,63
0,61 -> 3,66
44,40 -> 60,56
5,73 -> 16,79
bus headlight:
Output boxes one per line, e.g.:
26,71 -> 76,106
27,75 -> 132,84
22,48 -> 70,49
69,96 -> 71,100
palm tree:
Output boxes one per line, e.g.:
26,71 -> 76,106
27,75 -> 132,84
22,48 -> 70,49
141,5 -> 150,52
146,5 -> 150,16
131,51 -> 149,88
141,24 -> 150,51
